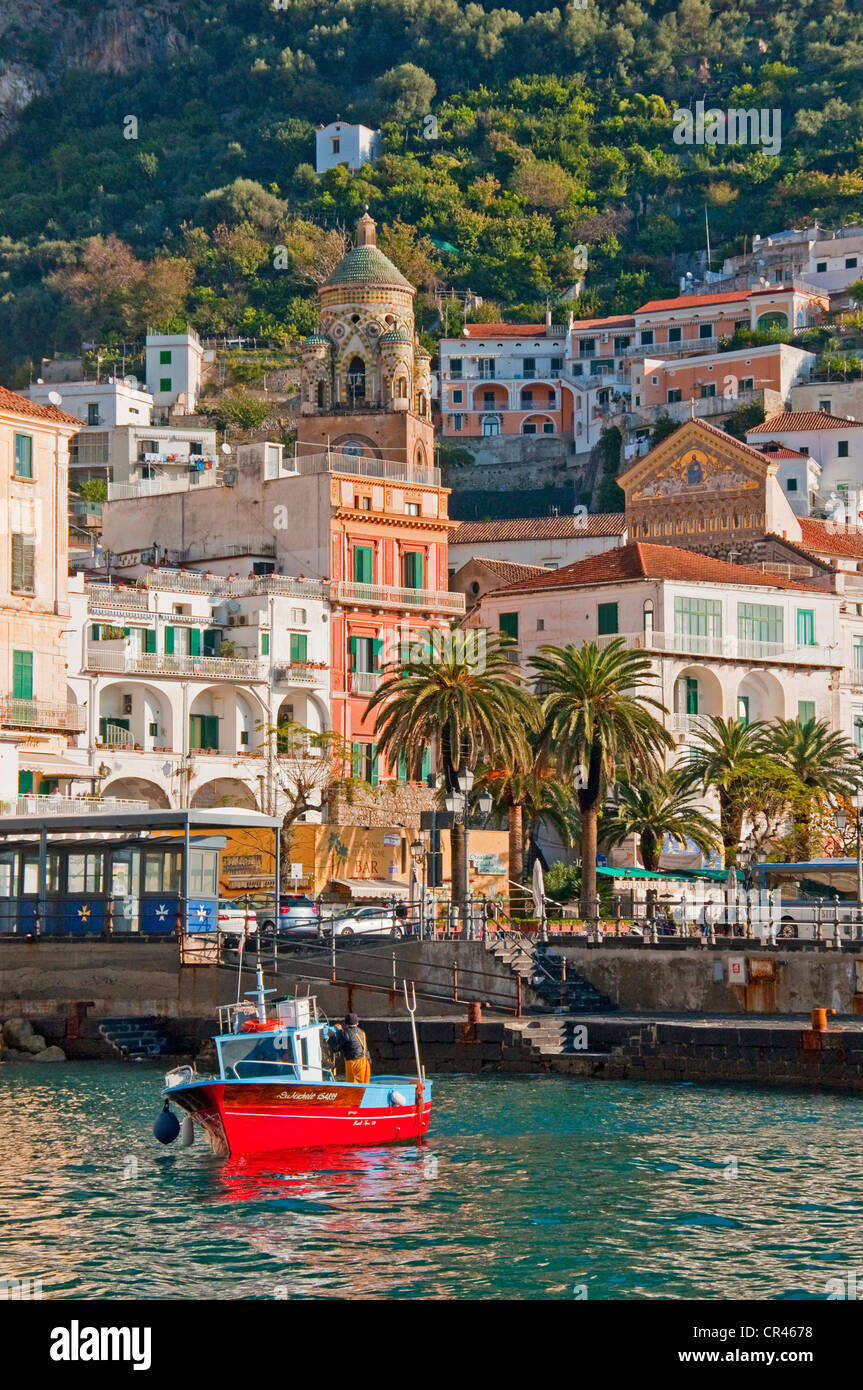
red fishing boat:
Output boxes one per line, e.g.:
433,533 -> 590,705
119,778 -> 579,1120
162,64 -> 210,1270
156,967 -> 432,1157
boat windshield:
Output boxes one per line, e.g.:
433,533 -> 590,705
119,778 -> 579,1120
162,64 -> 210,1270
217,1033 -> 296,1080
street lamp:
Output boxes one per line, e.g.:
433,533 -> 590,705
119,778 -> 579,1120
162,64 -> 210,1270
444,768 -> 476,935
835,792 -> 863,933
410,836 -> 426,937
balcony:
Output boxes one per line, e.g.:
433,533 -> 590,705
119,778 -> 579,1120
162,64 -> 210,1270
107,473 -> 222,501
843,668 -> 863,686
84,650 -> 267,681
142,571 -> 327,600
100,724 -> 135,749
86,584 -> 150,612
331,580 -> 466,615
350,671 -> 380,697
293,450 -> 440,487
595,631 -> 836,666
672,713 -> 703,733
0,696 -> 86,733
0,795 -> 150,818
275,663 -> 327,687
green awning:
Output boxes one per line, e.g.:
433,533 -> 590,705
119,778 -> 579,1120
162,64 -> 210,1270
430,238 -> 462,254
597,865 -> 744,882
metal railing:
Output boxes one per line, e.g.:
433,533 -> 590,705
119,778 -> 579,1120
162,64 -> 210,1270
108,473 -> 222,501
0,795 -> 149,817
595,630 -> 836,666
0,696 -> 87,732
350,670 -> 379,696
294,450 -> 440,487
331,580 -> 466,614
85,650 -> 267,680
275,663 -> 327,686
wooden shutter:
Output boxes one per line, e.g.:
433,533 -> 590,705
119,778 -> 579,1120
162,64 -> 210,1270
421,746 -> 431,781
11,534 -> 35,593
144,628 -> 156,654
354,546 -> 372,584
12,650 -> 33,700
372,638 -> 383,669
597,602 -> 618,635
499,612 -> 519,642
370,745 -> 379,786
290,633 -> 308,663
351,742 -> 362,778
189,628 -> 201,657
397,750 -> 408,783
164,626 -> 174,654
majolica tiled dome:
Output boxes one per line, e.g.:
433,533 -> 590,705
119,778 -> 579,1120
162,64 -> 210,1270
323,244 -> 412,289
379,328 -> 412,344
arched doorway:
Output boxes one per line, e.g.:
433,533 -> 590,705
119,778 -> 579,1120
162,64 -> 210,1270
191,778 -> 258,810
102,777 -> 170,808
347,356 -> 366,403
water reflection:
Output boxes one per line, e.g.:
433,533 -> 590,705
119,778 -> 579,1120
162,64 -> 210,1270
2,1065 -> 863,1298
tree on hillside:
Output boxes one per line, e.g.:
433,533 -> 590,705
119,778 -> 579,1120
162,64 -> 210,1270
197,179 -> 286,234
372,64 -> 437,123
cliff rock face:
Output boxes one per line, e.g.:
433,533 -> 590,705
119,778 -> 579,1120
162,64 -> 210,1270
0,0 -> 189,139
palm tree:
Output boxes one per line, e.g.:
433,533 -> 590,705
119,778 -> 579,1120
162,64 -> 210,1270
532,639 -> 673,922
681,715 -> 778,864
475,758 -> 578,915
765,717 -> 861,858
365,633 -> 540,916
603,769 -> 722,872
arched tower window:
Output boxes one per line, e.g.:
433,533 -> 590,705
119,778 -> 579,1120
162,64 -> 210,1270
394,375 -> 408,399
347,357 -> 365,403
316,380 -> 325,409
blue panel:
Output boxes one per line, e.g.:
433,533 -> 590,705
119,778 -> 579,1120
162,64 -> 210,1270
185,898 -> 217,933
140,897 -> 181,935
58,898 -> 106,934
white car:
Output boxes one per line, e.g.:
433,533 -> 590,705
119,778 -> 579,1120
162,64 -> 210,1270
217,899 -> 257,942
332,905 -> 406,938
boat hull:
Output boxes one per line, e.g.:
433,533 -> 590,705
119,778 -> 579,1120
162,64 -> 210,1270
167,1077 -> 432,1157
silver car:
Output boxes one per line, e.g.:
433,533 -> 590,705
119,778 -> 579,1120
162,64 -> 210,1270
332,905 -> 406,938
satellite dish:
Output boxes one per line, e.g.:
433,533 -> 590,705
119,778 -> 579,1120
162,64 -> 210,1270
221,442 -> 232,455
48,390 -> 63,406
36,377 -> 44,384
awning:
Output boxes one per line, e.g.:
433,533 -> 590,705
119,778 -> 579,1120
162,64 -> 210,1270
598,865 -> 744,883
18,753 -> 94,778
331,877 -> 410,901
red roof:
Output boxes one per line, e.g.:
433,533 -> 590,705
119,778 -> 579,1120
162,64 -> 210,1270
748,411 -> 863,433
462,324 -> 550,337
797,516 -> 863,561
0,385 -> 80,426
568,314 -> 635,332
451,514 -> 627,544
636,290 -> 753,314
753,444 -> 809,459
462,557 -> 547,583
488,542 -> 825,596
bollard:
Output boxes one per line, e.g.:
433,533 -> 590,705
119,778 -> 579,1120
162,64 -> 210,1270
811,1007 -> 835,1032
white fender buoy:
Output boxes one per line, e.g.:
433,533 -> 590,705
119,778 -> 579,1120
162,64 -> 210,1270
179,1115 -> 194,1148
389,1089 -> 408,1107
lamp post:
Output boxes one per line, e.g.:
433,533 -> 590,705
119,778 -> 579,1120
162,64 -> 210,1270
410,835 -> 426,938
444,771 -> 492,937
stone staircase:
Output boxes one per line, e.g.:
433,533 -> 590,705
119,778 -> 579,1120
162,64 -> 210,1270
504,1015 -> 613,1062
98,1016 -> 172,1061
486,933 -> 615,1014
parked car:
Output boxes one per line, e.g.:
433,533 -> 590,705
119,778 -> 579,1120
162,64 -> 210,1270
331,904 -> 406,938
256,895 -> 322,938
216,899 -> 258,944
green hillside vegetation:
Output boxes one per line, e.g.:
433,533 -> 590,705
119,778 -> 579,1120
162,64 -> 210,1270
1,0 -> 862,380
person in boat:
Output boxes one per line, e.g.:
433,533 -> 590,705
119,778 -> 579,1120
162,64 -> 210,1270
325,1013 -> 371,1083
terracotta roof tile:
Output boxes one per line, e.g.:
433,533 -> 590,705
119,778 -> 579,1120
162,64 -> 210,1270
0,385 -> 80,427
451,514 -> 627,544
797,516 -> 863,560
468,557 -> 547,583
488,542 -> 826,596
748,411 -> 863,433
753,444 -> 810,458
462,324 -> 549,337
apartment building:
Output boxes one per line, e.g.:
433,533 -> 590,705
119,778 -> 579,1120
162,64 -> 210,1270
0,387 -> 86,804
746,411 -> 863,513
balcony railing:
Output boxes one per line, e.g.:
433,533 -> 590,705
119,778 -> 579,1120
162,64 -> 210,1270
293,450 -> 440,487
275,663 -> 327,686
85,650 -> 267,680
595,631 -> 836,665
107,473 -> 222,501
142,571 -> 327,599
844,668 -> 863,686
86,584 -> 150,611
100,724 -> 135,748
0,696 -> 87,732
0,795 -> 150,818
331,581 -> 466,614
350,671 -> 380,696
672,713 -> 703,733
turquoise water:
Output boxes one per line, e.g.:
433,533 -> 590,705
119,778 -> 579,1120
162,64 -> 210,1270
1,1062 -> 862,1300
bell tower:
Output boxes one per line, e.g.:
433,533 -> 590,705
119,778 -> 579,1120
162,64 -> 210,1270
298,211 -> 434,471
